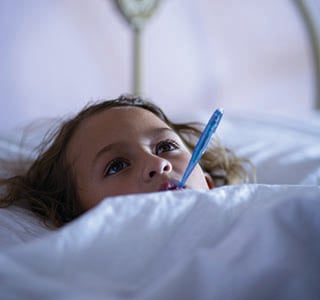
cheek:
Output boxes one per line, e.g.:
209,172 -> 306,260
190,165 -> 210,189
78,179 -> 140,211
76,176 -> 113,210
77,186 -> 103,211
174,152 -> 209,188
177,151 -> 192,169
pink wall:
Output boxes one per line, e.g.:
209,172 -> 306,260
0,0 -> 317,132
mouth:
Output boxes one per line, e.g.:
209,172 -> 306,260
158,180 -> 185,191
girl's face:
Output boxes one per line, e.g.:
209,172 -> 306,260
66,107 -> 213,210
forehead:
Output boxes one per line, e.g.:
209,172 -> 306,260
81,106 -> 170,133
67,106 -> 173,153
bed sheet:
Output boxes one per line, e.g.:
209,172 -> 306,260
0,185 -> 320,300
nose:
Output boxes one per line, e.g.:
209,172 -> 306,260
142,154 -> 172,181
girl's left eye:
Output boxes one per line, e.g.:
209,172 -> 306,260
156,140 -> 179,155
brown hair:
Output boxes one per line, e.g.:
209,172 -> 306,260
0,95 -> 252,228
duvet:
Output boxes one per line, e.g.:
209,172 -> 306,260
0,184 -> 319,300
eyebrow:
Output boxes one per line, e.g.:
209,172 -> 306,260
92,127 -> 176,166
92,142 -> 124,167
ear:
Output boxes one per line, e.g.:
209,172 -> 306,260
205,173 -> 214,189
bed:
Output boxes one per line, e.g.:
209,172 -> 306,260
1,1 -> 320,299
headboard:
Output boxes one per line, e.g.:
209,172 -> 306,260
113,0 -> 161,96
294,0 -> 320,110
113,0 -> 320,110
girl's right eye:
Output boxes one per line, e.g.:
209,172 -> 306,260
104,159 -> 130,176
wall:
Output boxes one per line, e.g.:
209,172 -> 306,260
0,0 -> 317,132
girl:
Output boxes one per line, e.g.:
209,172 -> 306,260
0,95 -> 251,228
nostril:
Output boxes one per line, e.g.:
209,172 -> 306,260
163,164 -> 171,172
149,171 -> 156,178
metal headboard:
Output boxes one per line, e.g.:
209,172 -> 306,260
113,0 -> 320,110
113,0 -> 161,96
294,0 -> 320,110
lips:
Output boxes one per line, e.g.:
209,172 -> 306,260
159,180 -> 185,191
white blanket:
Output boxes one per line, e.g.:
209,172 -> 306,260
1,184 -> 319,299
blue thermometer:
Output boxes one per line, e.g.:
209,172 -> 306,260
178,108 -> 224,188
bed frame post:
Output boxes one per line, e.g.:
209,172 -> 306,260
113,0 -> 161,96
293,0 -> 320,110
133,27 -> 142,96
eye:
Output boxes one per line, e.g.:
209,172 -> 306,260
104,159 -> 130,176
156,139 -> 179,155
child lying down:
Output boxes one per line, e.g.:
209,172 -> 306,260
0,94 -> 251,228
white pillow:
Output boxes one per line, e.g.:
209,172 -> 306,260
1,111 -> 320,184
0,206 -> 51,248
172,110 -> 320,185
219,112 -> 320,185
